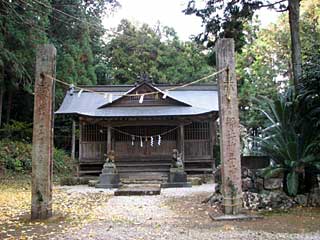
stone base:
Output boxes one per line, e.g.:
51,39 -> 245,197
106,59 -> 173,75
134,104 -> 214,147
209,213 -> 263,221
161,182 -> 192,188
96,183 -> 121,188
169,170 -> 187,183
161,169 -> 191,188
96,173 -> 120,189
114,184 -> 161,196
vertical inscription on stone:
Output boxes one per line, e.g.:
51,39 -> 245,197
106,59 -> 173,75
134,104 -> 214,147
216,39 -> 242,215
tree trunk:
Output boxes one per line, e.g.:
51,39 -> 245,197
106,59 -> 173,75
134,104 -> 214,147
288,0 -> 302,89
0,87 -> 4,127
0,66 -> 4,127
6,89 -> 12,123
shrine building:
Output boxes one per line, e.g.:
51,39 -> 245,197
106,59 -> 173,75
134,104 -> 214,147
56,80 -> 219,180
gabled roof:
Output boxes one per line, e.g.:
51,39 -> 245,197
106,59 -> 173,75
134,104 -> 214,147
55,83 -> 219,118
98,82 -> 191,108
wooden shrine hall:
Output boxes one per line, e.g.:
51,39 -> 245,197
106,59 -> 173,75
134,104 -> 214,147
56,80 -> 219,180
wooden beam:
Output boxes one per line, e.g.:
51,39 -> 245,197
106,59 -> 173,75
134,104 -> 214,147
31,44 -> 56,220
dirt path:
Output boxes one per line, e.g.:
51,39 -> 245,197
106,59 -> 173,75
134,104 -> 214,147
54,184 -> 320,240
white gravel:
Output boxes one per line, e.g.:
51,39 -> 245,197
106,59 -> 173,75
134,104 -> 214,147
162,183 -> 215,197
54,184 -> 320,240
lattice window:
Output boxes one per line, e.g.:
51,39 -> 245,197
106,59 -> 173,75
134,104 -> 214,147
81,123 -> 107,142
185,122 -> 210,140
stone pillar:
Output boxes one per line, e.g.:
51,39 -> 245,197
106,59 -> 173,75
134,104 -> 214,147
31,44 -> 56,219
216,39 -> 242,215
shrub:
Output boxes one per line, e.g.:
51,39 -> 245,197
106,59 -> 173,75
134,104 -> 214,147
257,89 -> 320,196
0,120 -> 33,142
0,140 -> 32,172
0,140 -> 74,176
53,148 -> 74,176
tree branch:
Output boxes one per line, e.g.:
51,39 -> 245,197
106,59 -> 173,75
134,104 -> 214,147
259,0 -> 287,9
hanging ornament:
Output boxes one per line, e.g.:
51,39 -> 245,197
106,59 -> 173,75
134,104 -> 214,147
77,89 -> 84,98
140,136 -> 143,147
108,93 -> 113,103
162,90 -> 168,99
150,136 -> 154,147
69,84 -> 75,95
157,135 -> 161,146
131,135 -> 135,146
139,94 -> 144,104
145,136 -> 148,142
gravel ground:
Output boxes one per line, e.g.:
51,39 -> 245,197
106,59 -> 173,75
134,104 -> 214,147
54,184 -> 320,240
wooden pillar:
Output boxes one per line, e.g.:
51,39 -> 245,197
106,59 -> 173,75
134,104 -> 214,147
107,126 -> 112,153
179,124 -> 185,162
210,120 -> 217,182
71,120 -> 76,161
31,44 -> 56,220
216,39 -> 242,215
79,121 -> 82,162
71,119 -> 79,177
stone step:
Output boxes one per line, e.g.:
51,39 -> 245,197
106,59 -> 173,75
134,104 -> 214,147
114,184 -> 161,196
116,163 -> 171,167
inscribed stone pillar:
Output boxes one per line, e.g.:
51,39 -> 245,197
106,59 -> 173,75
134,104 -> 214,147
216,39 -> 242,215
31,44 -> 56,219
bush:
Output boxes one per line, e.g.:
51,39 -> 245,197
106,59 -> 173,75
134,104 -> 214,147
0,140 -> 32,172
0,140 -> 74,176
0,120 -> 33,142
53,148 -> 74,176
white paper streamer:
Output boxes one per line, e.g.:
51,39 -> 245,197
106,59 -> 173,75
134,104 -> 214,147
157,135 -> 161,146
162,90 -> 168,99
140,136 -> 143,147
108,93 -> 113,103
77,89 -> 84,97
139,94 -> 144,104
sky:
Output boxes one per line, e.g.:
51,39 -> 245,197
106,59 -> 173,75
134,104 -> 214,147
103,0 -> 281,41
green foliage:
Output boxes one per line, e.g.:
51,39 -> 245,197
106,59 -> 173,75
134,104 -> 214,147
183,0 -> 287,52
53,148 -> 74,176
0,140 -> 74,176
0,120 -> 32,142
257,89 -> 320,196
105,20 -> 213,84
0,140 -> 32,172
237,17 -> 284,130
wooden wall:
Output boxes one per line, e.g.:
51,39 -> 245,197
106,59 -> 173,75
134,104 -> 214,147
78,119 -> 216,176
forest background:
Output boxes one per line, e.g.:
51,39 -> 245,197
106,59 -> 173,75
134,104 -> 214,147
0,0 -> 319,178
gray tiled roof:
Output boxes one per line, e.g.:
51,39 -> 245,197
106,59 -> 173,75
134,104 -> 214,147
55,84 -> 219,117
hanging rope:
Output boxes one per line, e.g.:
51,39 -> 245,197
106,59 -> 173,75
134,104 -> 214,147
44,67 -> 227,98
110,122 -> 192,139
